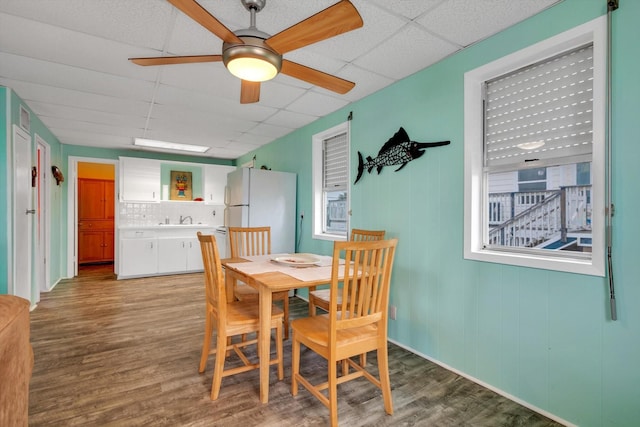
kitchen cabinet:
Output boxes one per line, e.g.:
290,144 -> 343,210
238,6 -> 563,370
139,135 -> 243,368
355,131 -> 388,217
79,179 -> 115,219
119,232 -> 158,278
157,237 -> 203,274
78,226 -> 114,264
78,178 -> 115,264
117,226 -> 214,279
119,157 -> 160,202
204,165 -> 235,204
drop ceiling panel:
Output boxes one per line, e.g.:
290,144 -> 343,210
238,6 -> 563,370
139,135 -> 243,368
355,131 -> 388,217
0,78 -> 152,117
0,52 -> 156,100
353,24 -> 459,80
264,110 -> 318,130
0,1 -> 173,50
0,0 -> 563,159
366,0 -> 446,20
39,116 -> 142,139
305,1 -> 408,62
287,91 -> 350,118
337,65 -> 395,102
153,84 -> 277,123
27,101 -> 146,130
158,63 -> 238,98
417,0 -> 560,47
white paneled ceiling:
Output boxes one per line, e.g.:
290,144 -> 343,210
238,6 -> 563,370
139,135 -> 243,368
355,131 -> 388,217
0,0 -> 560,159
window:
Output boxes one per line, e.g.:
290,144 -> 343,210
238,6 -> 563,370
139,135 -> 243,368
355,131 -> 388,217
464,16 -> 606,276
312,122 -> 350,240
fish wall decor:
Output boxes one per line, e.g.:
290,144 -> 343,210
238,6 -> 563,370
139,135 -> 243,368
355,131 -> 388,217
354,127 -> 450,184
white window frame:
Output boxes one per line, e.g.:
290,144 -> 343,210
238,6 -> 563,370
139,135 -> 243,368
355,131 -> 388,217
463,16 -> 606,276
312,121 -> 350,241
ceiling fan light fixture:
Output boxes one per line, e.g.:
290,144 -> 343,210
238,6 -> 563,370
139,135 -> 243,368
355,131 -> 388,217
223,34 -> 282,82
226,54 -> 278,82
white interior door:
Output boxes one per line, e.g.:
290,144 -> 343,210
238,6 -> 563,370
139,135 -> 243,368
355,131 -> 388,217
36,135 -> 50,293
12,125 -> 33,303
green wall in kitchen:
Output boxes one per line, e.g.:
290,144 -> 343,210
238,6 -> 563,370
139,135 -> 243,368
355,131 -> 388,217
236,1 -> 640,425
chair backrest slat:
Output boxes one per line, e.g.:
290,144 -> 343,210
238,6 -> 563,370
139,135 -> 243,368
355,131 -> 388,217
228,226 -> 271,257
330,239 -> 397,333
350,228 -> 385,242
197,232 -> 226,319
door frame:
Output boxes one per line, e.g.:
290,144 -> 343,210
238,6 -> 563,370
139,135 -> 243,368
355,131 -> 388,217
11,124 -> 33,302
35,134 -> 51,293
66,156 -> 119,278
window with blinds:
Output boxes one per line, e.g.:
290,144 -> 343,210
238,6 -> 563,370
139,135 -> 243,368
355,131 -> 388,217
312,122 -> 350,239
323,133 -> 348,191
484,43 -> 594,172
464,16 -> 606,276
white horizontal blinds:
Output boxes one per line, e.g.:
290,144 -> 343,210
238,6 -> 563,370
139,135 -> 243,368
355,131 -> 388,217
323,132 -> 348,191
484,43 -> 594,171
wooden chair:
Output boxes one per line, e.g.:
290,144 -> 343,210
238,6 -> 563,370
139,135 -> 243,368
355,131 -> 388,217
197,232 -> 284,400
308,228 -> 386,316
228,226 -> 291,339
291,238 -> 398,427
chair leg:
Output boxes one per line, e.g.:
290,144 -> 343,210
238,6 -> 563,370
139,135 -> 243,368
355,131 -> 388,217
377,345 -> 393,415
328,354 -> 339,427
276,321 -> 284,380
291,333 -> 300,396
199,311 -> 213,373
283,296 -> 290,340
210,331 -> 227,400
308,287 -> 316,316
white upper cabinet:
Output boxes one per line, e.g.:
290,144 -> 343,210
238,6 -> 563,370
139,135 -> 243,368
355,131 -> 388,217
119,157 -> 161,202
204,165 -> 235,205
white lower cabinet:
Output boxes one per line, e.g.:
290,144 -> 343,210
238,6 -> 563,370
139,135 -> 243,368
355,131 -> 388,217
118,226 -> 213,279
157,237 -> 203,274
119,237 -> 158,278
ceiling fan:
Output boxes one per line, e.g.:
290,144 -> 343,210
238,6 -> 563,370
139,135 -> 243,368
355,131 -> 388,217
129,0 -> 363,104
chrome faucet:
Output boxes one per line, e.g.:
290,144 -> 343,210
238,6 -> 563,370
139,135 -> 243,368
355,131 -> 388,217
179,215 -> 193,225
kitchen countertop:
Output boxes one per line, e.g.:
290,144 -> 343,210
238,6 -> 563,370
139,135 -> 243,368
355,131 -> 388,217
118,224 -> 217,230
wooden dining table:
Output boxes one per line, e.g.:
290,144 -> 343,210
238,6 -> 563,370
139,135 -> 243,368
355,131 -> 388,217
221,253 -> 338,403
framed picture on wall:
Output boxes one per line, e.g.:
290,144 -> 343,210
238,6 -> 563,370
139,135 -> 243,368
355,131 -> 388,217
20,105 -> 30,132
170,170 -> 193,200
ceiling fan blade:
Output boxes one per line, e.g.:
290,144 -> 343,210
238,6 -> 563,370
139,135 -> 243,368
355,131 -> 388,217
168,0 -> 243,44
129,55 -> 222,66
266,0 -> 363,54
240,80 -> 261,104
281,60 -> 355,94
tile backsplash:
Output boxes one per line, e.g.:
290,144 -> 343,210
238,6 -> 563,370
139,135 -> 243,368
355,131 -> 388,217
119,202 -> 224,227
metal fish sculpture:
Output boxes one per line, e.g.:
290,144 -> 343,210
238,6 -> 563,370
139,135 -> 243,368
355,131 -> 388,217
354,127 -> 450,184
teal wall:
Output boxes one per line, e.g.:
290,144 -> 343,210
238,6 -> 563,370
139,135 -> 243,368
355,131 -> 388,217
0,87 -> 65,296
236,1 -> 640,425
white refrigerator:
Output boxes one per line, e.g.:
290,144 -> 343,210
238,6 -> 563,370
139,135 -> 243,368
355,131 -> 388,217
224,168 -> 297,254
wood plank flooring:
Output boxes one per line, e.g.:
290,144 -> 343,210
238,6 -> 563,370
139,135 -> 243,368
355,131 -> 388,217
28,265 -> 563,426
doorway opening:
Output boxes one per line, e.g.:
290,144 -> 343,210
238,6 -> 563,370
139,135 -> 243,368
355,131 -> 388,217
77,162 -> 116,274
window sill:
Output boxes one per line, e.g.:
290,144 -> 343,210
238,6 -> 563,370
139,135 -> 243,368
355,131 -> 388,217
464,247 -> 604,277
313,232 -> 348,242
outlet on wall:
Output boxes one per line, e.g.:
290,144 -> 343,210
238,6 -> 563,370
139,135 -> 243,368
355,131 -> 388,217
389,305 -> 397,320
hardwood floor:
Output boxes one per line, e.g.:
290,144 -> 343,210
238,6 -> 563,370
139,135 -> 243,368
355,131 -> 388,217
28,265 -> 563,426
